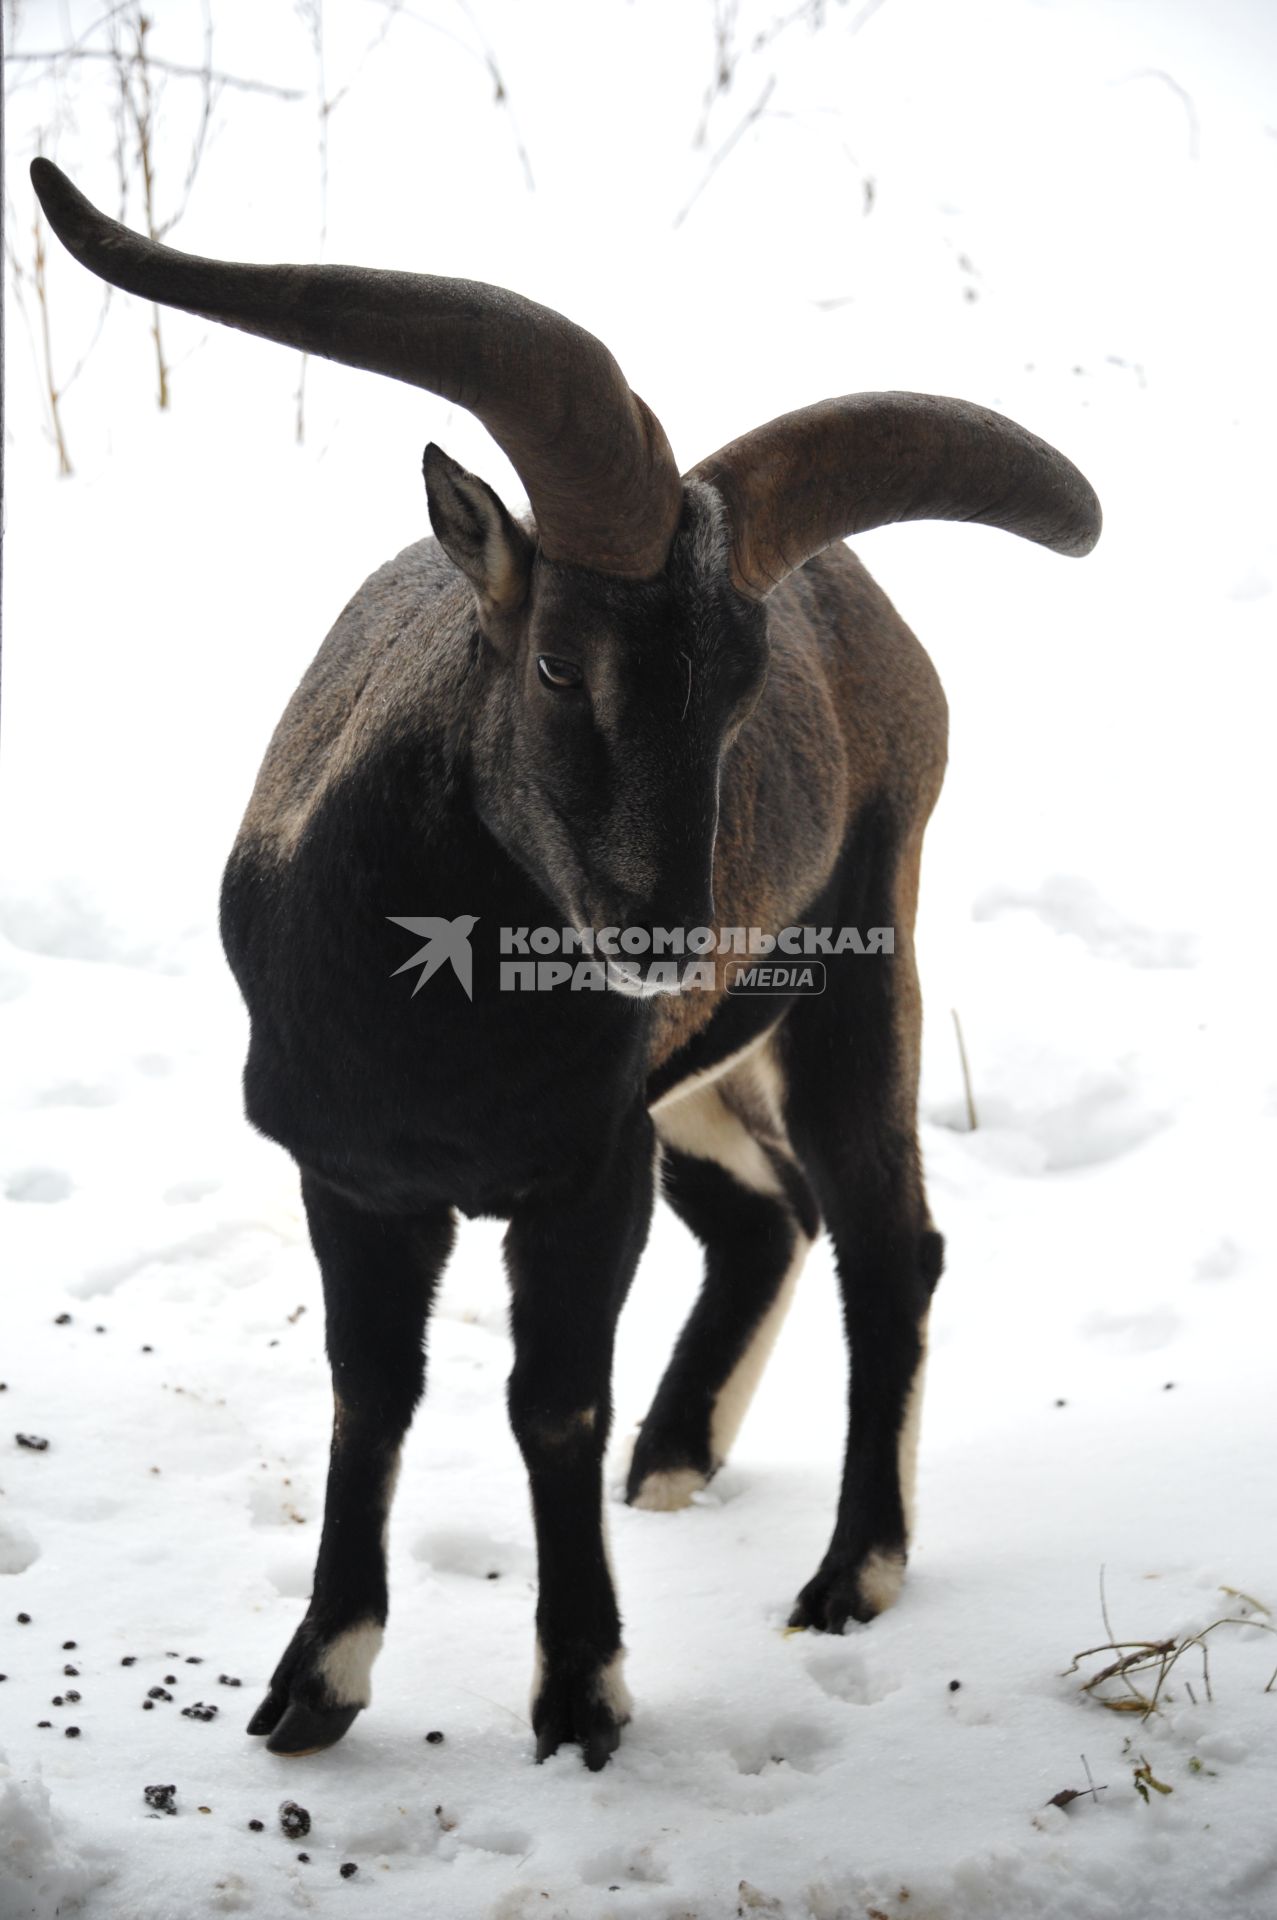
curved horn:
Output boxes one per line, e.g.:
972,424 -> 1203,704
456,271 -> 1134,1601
30,159 -> 682,579
689,393 -> 1101,598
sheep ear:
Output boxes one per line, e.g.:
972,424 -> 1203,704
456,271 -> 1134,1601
423,443 -> 534,617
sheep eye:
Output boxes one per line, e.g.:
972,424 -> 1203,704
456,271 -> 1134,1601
537,655 -> 583,691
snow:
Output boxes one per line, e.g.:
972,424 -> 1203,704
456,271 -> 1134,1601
3,1 -> 1276,1915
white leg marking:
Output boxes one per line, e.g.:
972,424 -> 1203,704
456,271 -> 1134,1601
654,1078 -> 782,1195
648,1023 -> 780,1119
530,1641 -> 632,1723
857,1550 -> 906,1617
530,1634 -> 545,1718
592,1650 -> 633,1723
629,1465 -> 708,1512
708,1230 -> 811,1466
897,1313 -> 929,1542
380,1446 -> 403,1553
318,1621 -> 384,1707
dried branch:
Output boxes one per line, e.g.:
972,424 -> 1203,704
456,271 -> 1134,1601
1114,67 -> 1200,161
376,2 -> 534,190
6,45 -> 302,99
951,1008 -> 977,1131
675,74 -> 776,230
110,8 -> 169,408
31,207 -> 73,475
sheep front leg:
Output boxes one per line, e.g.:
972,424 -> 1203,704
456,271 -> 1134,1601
504,1107 -> 654,1769
246,1173 -> 454,1755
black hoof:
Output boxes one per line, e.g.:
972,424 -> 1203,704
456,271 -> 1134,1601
246,1689 -> 288,1737
788,1548 -> 904,1633
535,1712 -> 622,1772
533,1669 -> 627,1771
262,1701 -> 361,1756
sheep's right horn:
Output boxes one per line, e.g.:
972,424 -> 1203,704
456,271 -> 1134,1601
30,158 -> 683,580
690,392 -> 1102,598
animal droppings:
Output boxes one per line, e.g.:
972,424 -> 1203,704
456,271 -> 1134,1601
64,1664 -> 80,1676
16,1434 -> 49,1451
948,1680 -> 961,1692
54,1312 -> 72,1325
66,1689 -> 81,1702
425,1729 -> 444,1744
17,1613 -> 32,1624
181,1701 -> 218,1721
218,1674 -> 242,1687
146,1687 -> 172,1702
279,1800 -> 311,1839
248,1818 -> 264,1832
65,1725 -> 81,1737
340,1862 -> 359,1878
62,1640 -> 77,1650
121,1656 -> 137,1667
144,1785 -> 177,1814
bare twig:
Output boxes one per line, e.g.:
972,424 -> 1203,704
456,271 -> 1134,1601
110,9 -> 169,408
6,46 -> 302,99
31,207 -> 73,475
1219,1585 -> 1270,1615
675,74 -> 776,230
161,0 -> 220,237
1067,1604 -> 1277,1722
951,1008 -> 977,1131
377,2 -> 534,191
1112,68 -> 1200,161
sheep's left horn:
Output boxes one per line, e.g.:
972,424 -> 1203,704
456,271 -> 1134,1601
29,158 -> 683,580
689,392 -> 1101,598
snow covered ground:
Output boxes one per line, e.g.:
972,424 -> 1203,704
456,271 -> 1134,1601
3,2 -> 1276,1915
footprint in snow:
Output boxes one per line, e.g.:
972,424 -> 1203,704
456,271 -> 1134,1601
1030,1071 -> 1170,1172
1081,1306 -> 1182,1355
973,874 -> 1196,969
163,1177 -> 223,1205
31,1079 -> 118,1109
583,1843 -> 669,1887
412,1528 -> 534,1583
0,1515 -> 42,1574
461,1824 -> 532,1860
731,1714 -> 835,1776
803,1643 -> 900,1706
1194,1237 -> 1241,1283
6,1167 -> 74,1203
265,1554 -> 314,1599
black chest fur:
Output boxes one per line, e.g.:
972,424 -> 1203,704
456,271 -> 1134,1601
220,737 -> 649,1218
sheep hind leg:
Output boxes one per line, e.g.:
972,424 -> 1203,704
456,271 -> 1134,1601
629,1056 -> 817,1511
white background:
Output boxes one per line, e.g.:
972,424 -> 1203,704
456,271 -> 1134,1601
2,3 -> 1276,1915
